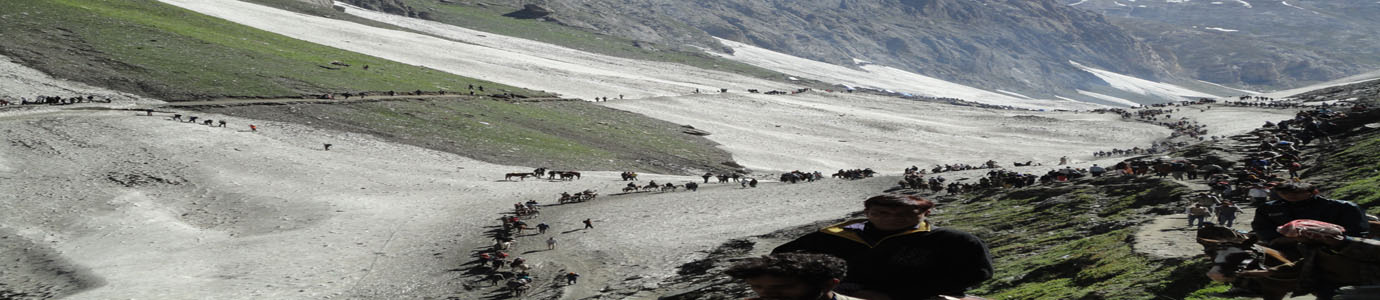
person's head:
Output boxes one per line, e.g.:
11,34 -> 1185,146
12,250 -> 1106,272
863,194 -> 935,231
1274,182 -> 1319,202
725,253 -> 847,300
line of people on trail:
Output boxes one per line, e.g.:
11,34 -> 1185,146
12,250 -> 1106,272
702,172 -> 744,184
470,200 -> 593,298
1197,105 -> 1351,208
2,95 -> 113,106
1184,100 -> 1380,299
923,161 -> 1001,173
832,169 -> 876,180
1218,95 -> 1360,109
168,113 -> 230,128
623,179 -> 708,192
779,170 -> 825,184
558,190 -> 598,203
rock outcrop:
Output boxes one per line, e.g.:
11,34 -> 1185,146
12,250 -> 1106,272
1067,0 -> 1380,90
502,4 -> 553,19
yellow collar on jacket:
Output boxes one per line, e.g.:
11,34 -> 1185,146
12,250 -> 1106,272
820,219 -> 931,247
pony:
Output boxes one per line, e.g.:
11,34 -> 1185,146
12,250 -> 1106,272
661,183 -> 678,192
1196,225 -> 1299,300
1195,222 -> 1376,300
504,173 -> 531,181
507,279 -> 530,297
684,182 -> 699,191
559,171 -> 581,181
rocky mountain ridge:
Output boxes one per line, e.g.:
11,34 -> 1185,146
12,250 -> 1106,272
506,0 -> 1184,98
307,0 -> 1378,101
324,0 -> 1183,101
1065,0 -> 1380,90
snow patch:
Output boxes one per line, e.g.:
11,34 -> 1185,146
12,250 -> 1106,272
1070,61 -> 1219,102
1204,27 -> 1239,32
1261,69 -> 1380,98
1196,80 -> 1261,95
996,89 -> 1034,99
1281,1 -> 1321,14
713,38 -> 1101,110
1076,90 -> 1142,107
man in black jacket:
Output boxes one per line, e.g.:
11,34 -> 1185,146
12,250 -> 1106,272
1250,182 -> 1370,299
1252,182 -> 1369,243
772,194 -> 993,300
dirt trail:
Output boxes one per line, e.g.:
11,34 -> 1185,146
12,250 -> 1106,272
1128,106 -> 1298,259
1125,106 -> 1319,299
153,94 -> 575,108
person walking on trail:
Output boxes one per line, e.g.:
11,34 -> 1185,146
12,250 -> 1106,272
1195,193 -> 1221,214
1089,164 -> 1106,177
725,253 -> 866,300
1187,203 -> 1211,228
772,194 -> 993,300
537,223 -> 550,234
1247,184 -> 1272,206
583,218 -> 593,229
546,237 -> 557,250
249,124 -> 257,132
565,272 -> 580,285
323,144 -> 332,151
1215,202 -> 1242,227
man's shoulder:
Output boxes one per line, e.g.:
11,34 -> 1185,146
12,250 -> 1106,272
893,227 -> 982,243
1318,197 -> 1362,209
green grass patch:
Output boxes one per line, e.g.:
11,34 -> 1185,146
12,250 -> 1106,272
931,177 -> 1213,299
199,99 -> 737,174
0,0 -> 541,100
1183,282 -> 1253,300
1322,132 -> 1380,214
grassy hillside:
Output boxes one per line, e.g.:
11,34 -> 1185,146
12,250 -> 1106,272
942,177 -> 1205,299
0,0 -> 541,100
1295,83 -> 1380,214
1317,119 -> 1380,215
197,98 -> 739,174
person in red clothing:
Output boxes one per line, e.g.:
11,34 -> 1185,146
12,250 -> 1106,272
773,194 -> 993,300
